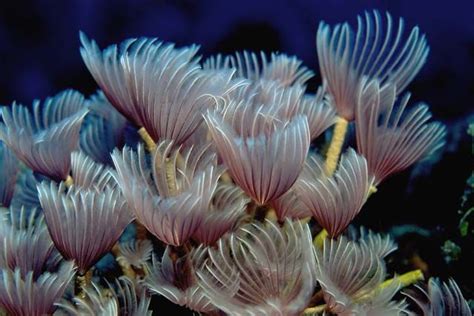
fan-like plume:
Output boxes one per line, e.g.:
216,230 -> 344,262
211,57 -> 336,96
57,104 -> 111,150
298,86 -> 337,141
205,51 -> 314,87
198,219 -> 316,315
230,51 -> 314,87
145,246 -> 216,313
114,276 -> 152,316
112,143 -> 222,246
80,33 -> 197,129
317,10 -> 429,120
314,236 -> 404,314
80,33 -> 243,145
0,261 -> 75,316
56,280 -> 119,315
37,181 -> 133,274
204,52 -> 312,123
0,207 -> 54,278
356,79 -> 446,185
204,104 -> 310,205
202,53 -> 230,71
0,142 -> 19,207
1,204 -> 38,231
296,149 -> 371,237
151,140 -> 219,198
116,239 -> 153,270
0,90 -> 88,181
270,188 -> 312,222
261,53 -> 314,87
357,227 -> 398,259
192,183 -> 249,245
404,278 -> 471,316
80,91 -> 128,165
57,276 -> 152,316
244,80 -> 305,120
70,151 -> 115,189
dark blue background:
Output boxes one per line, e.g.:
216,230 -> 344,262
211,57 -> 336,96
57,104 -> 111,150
1,0 -> 473,120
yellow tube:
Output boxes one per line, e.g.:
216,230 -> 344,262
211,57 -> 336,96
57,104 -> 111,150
324,117 -> 349,176
64,175 -> 74,187
313,229 -> 328,249
138,127 -> 157,152
303,304 -> 326,315
368,184 -> 378,197
380,269 -> 424,290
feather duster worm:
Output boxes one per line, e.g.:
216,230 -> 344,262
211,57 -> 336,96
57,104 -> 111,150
112,142 -> 222,246
145,246 -> 216,313
0,90 -> 88,181
56,276 -> 151,316
204,103 -> 310,205
296,149 -> 371,237
314,236 -> 408,315
198,219 -> 316,315
404,278 -> 471,316
37,180 -> 132,274
355,79 -> 446,185
80,33 -> 244,145
0,261 -> 75,316
317,10 -> 429,120
0,207 -> 54,278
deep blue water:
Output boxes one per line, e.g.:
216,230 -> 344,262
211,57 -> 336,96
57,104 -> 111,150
0,0 -> 473,119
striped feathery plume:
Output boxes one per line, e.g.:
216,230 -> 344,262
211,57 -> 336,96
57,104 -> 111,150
317,10 -> 429,121
0,207 -> 54,278
113,276 -> 152,316
404,278 -> 471,316
0,261 -> 75,316
296,148 -> 371,237
355,78 -> 446,186
314,236 -> 408,315
56,276 -> 151,316
56,281 -> 119,315
192,183 -> 249,245
69,150 -> 116,189
269,188 -> 313,222
144,246 -> 216,313
116,239 -> 153,272
240,79 -> 306,120
0,142 -> 19,207
355,227 -> 398,259
204,52 -> 335,141
80,33 -> 245,145
37,179 -> 133,274
298,85 -> 337,141
268,155 -> 318,222
0,90 -> 89,182
198,219 -> 316,315
80,91 -> 128,165
242,83 -> 333,143
204,51 -> 314,88
112,141 -> 223,246
204,102 -> 310,205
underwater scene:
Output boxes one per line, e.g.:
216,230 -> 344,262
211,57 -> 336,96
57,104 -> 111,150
0,0 -> 473,315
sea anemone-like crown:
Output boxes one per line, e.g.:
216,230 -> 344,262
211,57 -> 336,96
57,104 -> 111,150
0,90 -> 88,181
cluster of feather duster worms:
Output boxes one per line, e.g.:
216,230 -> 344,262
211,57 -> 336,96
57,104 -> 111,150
0,9 -> 471,316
